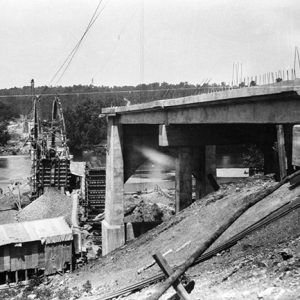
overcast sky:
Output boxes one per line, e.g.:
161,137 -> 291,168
0,0 -> 299,88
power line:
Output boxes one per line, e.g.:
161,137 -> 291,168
93,9 -> 138,81
48,0 -> 108,87
1,83 -> 299,99
0,87 -> 200,98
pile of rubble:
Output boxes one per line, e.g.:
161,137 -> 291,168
124,186 -> 175,224
17,188 -> 72,224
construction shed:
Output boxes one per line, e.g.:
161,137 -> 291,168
0,217 -> 73,284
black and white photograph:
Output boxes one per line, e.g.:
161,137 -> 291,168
0,0 -> 299,299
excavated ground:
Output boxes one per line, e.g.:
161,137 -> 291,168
61,175 -> 299,299
1,176 -> 299,300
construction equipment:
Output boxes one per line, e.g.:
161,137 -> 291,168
28,80 -> 71,200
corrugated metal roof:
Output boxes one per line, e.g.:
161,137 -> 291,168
0,217 -> 73,247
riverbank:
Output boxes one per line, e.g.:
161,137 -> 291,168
0,117 -> 30,156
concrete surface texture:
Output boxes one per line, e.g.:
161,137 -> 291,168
101,80 -> 300,255
63,177 -> 299,299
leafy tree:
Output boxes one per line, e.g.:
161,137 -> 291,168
64,99 -> 107,154
0,101 -> 18,145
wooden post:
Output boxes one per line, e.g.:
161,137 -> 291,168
277,125 -> 287,180
153,252 -> 191,300
15,271 -> 18,284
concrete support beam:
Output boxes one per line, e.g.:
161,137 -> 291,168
159,124 -> 276,147
102,117 -> 125,255
175,147 -> 192,213
118,92 -> 300,124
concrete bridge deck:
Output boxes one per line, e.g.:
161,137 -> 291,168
101,79 -> 300,255
103,79 -> 300,124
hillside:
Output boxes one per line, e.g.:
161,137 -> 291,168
1,176 -> 299,299
0,82 -> 217,118
53,177 -> 300,299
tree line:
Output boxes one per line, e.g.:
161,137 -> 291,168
0,81 -> 227,153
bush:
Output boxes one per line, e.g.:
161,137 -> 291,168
82,280 -> 92,293
35,287 -> 52,300
56,287 -> 72,299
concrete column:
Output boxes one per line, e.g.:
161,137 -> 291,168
175,147 -> 192,213
283,124 -> 294,175
276,125 -> 287,180
199,145 -> 217,197
102,117 -> 125,255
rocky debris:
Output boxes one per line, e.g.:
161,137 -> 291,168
1,175 -> 299,300
124,188 -> 175,224
17,188 -> 72,224
124,200 -> 163,223
124,200 -> 175,223
0,273 -> 90,300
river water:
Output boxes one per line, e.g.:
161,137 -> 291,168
0,151 -> 245,194
0,155 -> 31,193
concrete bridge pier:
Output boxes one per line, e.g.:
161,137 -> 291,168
160,125 -> 217,211
198,145 -> 217,198
102,117 -> 125,255
174,146 -> 217,212
175,147 -> 192,212
100,80 -> 300,255
191,146 -> 217,200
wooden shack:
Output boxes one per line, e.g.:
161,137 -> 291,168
0,217 -> 73,284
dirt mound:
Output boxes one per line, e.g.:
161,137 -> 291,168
125,200 -> 164,223
5,176 -> 298,300
63,177 -> 299,299
17,188 -> 72,224
124,188 -> 175,223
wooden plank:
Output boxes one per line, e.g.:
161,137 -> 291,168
0,247 -> 4,272
277,125 -> 287,180
15,271 -> 18,283
153,252 -> 191,300
4,246 -> 10,272
38,243 -> 45,269
31,243 -> 39,269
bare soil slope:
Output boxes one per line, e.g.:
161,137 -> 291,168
61,176 -> 300,299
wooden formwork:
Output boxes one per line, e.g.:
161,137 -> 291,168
31,158 -> 71,199
84,166 -> 106,220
